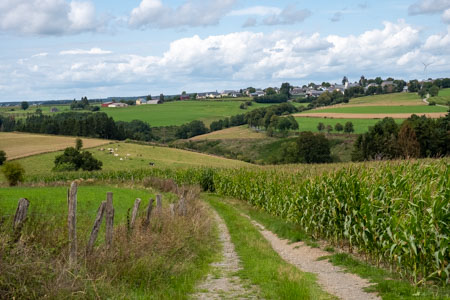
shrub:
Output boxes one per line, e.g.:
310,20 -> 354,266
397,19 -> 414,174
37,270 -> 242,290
0,150 -> 6,165
2,162 -> 25,186
53,141 -> 102,172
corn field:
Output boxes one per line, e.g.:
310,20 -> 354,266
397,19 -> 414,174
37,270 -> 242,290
25,160 -> 449,284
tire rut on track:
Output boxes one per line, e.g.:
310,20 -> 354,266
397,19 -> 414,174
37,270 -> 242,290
247,216 -> 380,300
191,210 -> 261,299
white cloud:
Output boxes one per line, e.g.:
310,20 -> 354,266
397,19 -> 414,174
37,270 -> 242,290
262,5 -> 311,26
60,48 -> 112,55
443,8 -> 450,23
3,20 -> 450,101
0,0 -> 101,35
229,6 -> 281,16
31,53 -> 49,58
128,0 -> 236,29
408,0 -> 450,15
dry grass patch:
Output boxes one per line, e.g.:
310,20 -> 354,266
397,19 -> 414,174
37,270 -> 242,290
0,132 -> 110,160
190,126 -> 265,140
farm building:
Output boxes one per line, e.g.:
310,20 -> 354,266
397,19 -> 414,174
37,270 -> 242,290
50,107 -> 59,112
136,98 -> 147,105
108,103 -> 128,108
180,94 -> 190,100
101,102 -> 114,107
146,99 -> 160,104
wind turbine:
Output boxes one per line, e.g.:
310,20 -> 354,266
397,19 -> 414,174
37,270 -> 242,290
422,61 -> 432,80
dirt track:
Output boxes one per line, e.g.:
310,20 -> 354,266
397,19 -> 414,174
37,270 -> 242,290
293,112 -> 447,119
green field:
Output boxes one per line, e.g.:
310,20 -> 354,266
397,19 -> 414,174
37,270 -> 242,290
0,186 -> 155,224
304,105 -> 447,114
347,92 -> 423,105
102,100 -> 271,126
295,117 -> 404,134
432,88 -> 450,105
3,141 -> 250,181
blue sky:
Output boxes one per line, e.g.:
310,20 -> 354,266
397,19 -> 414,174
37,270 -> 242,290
0,0 -> 450,101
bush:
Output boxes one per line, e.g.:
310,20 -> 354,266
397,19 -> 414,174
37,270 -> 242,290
2,162 -> 25,186
53,142 -> 102,172
0,150 -> 6,165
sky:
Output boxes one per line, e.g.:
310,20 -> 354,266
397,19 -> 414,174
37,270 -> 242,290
1,0 -> 450,102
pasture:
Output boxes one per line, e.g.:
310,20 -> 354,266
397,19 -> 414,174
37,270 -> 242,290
432,88 -> 450,105
190,125 -> 266,140
301,105 -> 447,114
0,132 -> 110,160
295,117 -> 404,134
102,100 -> 272,126
3,141 -> 250,181
346,92 -> 424,106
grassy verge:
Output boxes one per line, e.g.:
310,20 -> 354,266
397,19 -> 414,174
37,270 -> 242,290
204,194 -> 334,300
0,184 -> 219,299
218,197 -> 450,299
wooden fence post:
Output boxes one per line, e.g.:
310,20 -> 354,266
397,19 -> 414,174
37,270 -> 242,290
14,198 -> 29,230
68,181 -> 78,266
105,192 -> 114,249
130,198 -> 141,230
156,194 -> 162,214
86,201 -> 106,255
144,198 -> 154,228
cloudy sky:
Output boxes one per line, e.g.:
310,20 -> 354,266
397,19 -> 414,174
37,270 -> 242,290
1,0 -> 450,101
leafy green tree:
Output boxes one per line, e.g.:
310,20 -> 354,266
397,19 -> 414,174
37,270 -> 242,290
334,123 -> 343,132
247,87 -> 256,93
75,138 -> 83,151
0,150 -> 6,165
146,95 -> 152,101
429,85 -> 439,97
280,82 -> 291,98
21,101 -> 29,110
296,132 -> 332,163
344,121 -> 354,134
317,122 -> 325,132
265,87 -> 276,95
36,108 -> 42,114
159,94 -> 164,103
375,77 -> 383,85
326,125 -> 333,134
2,162 -> 25,186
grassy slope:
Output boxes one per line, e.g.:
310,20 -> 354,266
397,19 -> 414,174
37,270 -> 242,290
190,125 -> 266,140
295,117 -> 404,134
0,185 -> 218,299
3,141 -> 250,181
0,132 -> 111,160
432,88 -> 450,106
205,194 -> 334,300
102,101 -> 271,126
303,105 -> 447,114
217,196 -> 450,300
347,92 -> 424,106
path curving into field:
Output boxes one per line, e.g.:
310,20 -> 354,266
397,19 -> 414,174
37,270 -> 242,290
192,210 -> 260,299
248,217 -> 380,300
293,112 -> 446,119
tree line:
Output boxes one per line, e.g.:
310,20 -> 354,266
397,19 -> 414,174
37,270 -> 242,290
352,113 -> 450,161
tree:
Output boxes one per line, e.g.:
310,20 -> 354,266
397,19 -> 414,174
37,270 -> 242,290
159,94 -> 164,103
326,125 -> 333,134
247,87 -> 256,93
429,85 -> 439,97
146,95 -> 152,101
0,150 -> 6,165
418,89 -> 427,99
75,138 -> 83,151
2,162 -> 25,186
375,77 -> 383,85
21,101 -> 29,110
359,75 -> 366,87
36,108 -> 42,114
317,122 -> 325,132
397,121 -> 420,158
265,87 -> 276,95
344,121 -> 354,134
280,82 -> 291,98
53,146 -> 102,172
182,91 -> 186,95
334,123 -> 343,132
296,132 -> 332,163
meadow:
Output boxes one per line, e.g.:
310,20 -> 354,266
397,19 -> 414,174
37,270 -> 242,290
1,140 -> 250,181
295,117 -> 404,134
190,125 -> 266,140
432,88 -> 450,105
302,105 -> 447,114
102,100 -> 272,126
0,132 -> 110,159
346,92 -> 424,106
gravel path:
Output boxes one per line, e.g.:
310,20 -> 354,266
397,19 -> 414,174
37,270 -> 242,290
248,217 -> 380,300
191,210 -> 260,299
